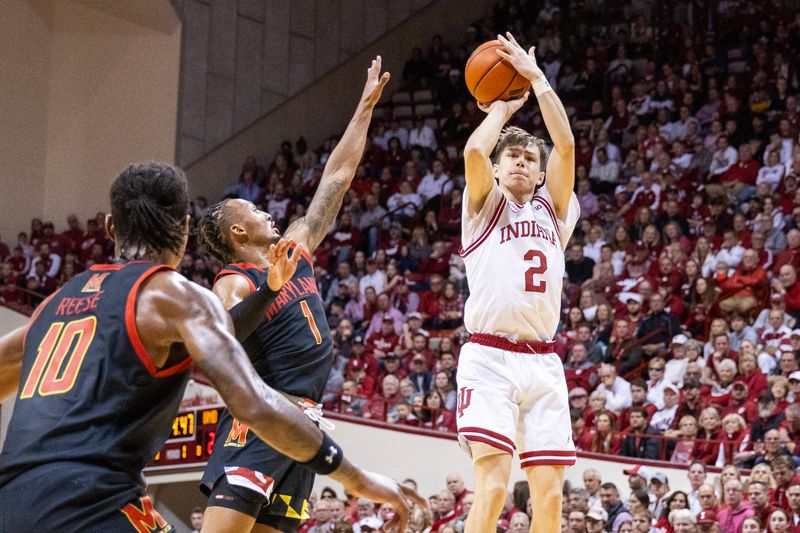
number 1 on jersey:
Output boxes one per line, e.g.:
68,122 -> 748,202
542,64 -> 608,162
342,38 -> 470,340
300,300 -> 323,345
524,250 -> 548,293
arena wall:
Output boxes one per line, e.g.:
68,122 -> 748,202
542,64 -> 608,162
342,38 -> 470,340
0,0 -> 181,233
0,0 -> 51,238
183,0 -> 496,202
174,0 -> 437,166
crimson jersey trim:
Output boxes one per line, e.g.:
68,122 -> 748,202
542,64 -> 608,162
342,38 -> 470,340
124,264 -> 193,377
458,197 -> 507,258
214,269 -> 257,292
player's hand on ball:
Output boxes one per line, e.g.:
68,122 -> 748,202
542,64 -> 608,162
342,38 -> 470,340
346,470 -> 427,532
477,91 -> 530,118
266,239 -> 303,291
361,55 -> 391,108
496,32 -> 545,82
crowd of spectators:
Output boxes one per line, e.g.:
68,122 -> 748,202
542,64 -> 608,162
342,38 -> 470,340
4,0 -> 800,530
296,462 -> 800,533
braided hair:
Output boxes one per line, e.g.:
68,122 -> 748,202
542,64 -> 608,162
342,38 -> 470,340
110,162 -> 189,260
196,200 -> 235,264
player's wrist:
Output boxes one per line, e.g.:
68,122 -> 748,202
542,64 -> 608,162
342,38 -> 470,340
525,69 -> 546,84
300,432 -> 344,475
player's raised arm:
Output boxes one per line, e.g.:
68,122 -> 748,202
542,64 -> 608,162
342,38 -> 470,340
284,56 -> 390,252
497,32 -> 575,220
463,92 -> 529,216
0,326 -> 26,401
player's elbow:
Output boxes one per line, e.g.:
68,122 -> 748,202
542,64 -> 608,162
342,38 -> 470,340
555,134 -> 575,153
464,144 -> 489,161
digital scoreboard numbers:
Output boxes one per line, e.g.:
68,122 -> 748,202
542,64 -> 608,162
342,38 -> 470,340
145,405 -> 223,471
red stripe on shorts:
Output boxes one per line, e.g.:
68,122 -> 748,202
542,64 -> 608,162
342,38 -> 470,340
520,449 -> 577,469
520,458 -> 576,468
519,450 -> 576,458
460,434 -> 514,455
459,426 -> 516,453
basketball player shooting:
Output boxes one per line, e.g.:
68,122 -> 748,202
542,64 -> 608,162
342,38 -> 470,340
196,57 -> 390,533
456,33 -> 578,533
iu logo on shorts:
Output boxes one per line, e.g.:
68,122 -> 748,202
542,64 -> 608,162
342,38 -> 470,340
457,387 -> 474,418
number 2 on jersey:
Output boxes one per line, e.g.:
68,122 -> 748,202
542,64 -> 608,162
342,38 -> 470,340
524,250 -> 548,293
20,316 -> 97,399
300,300 -> 323,345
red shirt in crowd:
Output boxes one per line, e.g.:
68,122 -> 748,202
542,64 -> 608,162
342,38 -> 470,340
721,159 -> 759,185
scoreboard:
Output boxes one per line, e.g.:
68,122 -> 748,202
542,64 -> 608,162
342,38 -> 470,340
145,404 -> 223,471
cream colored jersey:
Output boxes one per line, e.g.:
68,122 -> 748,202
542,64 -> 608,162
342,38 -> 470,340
460,183 -> 580,341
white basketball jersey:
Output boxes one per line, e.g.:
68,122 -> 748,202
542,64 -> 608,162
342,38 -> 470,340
460,183 -> 580,342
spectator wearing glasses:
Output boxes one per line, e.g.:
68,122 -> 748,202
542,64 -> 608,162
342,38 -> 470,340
645,357 -> 668,409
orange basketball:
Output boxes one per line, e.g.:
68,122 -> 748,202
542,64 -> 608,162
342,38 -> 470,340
464,40 -> 531,104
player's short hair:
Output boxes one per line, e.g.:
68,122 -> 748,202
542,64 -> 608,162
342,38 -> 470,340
110,162 -> 189,260
197,199 -> 236,264
493,126 -> 550,170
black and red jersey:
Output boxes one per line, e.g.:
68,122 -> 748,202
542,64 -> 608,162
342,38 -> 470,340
213,245 -> 333,400
0,261 -> 191,491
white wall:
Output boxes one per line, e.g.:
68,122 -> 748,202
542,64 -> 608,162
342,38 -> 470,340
310,415 -> 698,499
144,413 -> 705,504
0,0 -> 181,235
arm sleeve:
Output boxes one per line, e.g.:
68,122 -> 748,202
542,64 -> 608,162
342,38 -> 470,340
228,282 -> 280,342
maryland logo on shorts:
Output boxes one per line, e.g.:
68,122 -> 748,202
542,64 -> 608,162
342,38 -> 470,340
120,496 -> 173,533
224,419 -> 249,447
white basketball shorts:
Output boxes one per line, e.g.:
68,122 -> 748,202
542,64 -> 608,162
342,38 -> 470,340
455,335 -> 576,469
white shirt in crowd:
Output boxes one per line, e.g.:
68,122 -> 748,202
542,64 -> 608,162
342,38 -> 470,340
712,244 -> 745,274
756,164 -> 785,193
709,146 -> 738,176
417,171 -> 453,203
409,124 -> 437,151
359,269 -> 385,297
650,404 -> 678,433
30,252 -> 61,278
595,376 -> 632,411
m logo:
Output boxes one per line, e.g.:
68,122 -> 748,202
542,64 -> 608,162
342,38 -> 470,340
224,419 -> 249,447
81,272 -> 109,293
457,387 -> 474,418
120,496 -> 172,533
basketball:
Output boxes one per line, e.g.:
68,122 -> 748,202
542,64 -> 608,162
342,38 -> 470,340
464,40 -> 531,104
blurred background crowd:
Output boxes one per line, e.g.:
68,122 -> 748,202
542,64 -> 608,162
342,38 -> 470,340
4,0 -> 800,531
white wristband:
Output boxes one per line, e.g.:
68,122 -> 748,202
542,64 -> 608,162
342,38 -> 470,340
533,79 -> 553,97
